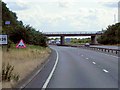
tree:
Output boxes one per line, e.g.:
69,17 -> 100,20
2,1 -> 48,47
97,23 -> 120,45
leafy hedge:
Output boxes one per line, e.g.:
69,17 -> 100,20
2,1 -> 47,47
97,23 -> 120,45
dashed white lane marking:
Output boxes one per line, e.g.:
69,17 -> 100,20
86,58 -> 89,59
92,62 -> 96,64
103,69 -> 109,73
101,53 -> 119,58
81,55 -> 83,56
42,49 -> 59,89
111,55 -> 119,58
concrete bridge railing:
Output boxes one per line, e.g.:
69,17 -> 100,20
44,31 -> 102,35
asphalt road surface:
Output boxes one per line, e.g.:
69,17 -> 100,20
22,45 -> 119,89
47,45 -> 118,88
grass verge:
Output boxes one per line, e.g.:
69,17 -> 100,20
0,47 -> 2,90
2,44 -> 51,88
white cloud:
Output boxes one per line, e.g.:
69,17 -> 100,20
2,0 -> 118,32
3,0 -> 119,3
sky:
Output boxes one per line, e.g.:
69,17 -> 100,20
2,0 -> 119,33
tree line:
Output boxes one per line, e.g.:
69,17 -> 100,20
2,1 -> 120,46
70,38 -> 90,44
49,37 -> 91,44
2,1 -> 47,47
97,23 -> 120,45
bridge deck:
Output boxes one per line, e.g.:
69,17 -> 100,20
44,31 -> 102,36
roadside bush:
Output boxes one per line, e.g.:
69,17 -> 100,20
98,23 -> 120,45
2,63 -> 19,82
2,2 -> 48,47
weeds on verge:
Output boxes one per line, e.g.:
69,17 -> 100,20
2,63 -> 19,82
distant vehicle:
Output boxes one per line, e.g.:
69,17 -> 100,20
48,40 -> 56,44
85,43 -> 90,47
56,41 -> 60,45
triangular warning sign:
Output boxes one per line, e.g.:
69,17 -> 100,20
16,39 -> 26,48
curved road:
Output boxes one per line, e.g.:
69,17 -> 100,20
22,45 -> 118,89
47,45 -> 118,88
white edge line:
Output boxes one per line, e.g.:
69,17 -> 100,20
20,58 -> 50,89
41,49 -> 59,89
103,69 -> 109,73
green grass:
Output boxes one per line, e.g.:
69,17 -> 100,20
2,44 -> 46,52
28,44 -> 46,50
2,44 -> 51,88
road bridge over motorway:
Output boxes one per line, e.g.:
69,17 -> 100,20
44,31 -> 103,45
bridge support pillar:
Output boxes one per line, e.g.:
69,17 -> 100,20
91,35 -> 99,45
60,35 -> 65,45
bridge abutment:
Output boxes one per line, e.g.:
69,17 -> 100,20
91,35 -> 99,44
60,35 -> 65,45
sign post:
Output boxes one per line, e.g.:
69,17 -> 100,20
5,21 -> 10,51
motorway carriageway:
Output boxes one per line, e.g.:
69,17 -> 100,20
22,45 -> 119,89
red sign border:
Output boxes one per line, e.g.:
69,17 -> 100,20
16,39 -> 26,48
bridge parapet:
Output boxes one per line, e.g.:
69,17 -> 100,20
43,31 -> 103,35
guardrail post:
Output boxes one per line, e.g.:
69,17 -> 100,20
104,49 -> 106,52
111,50 -> 113,53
